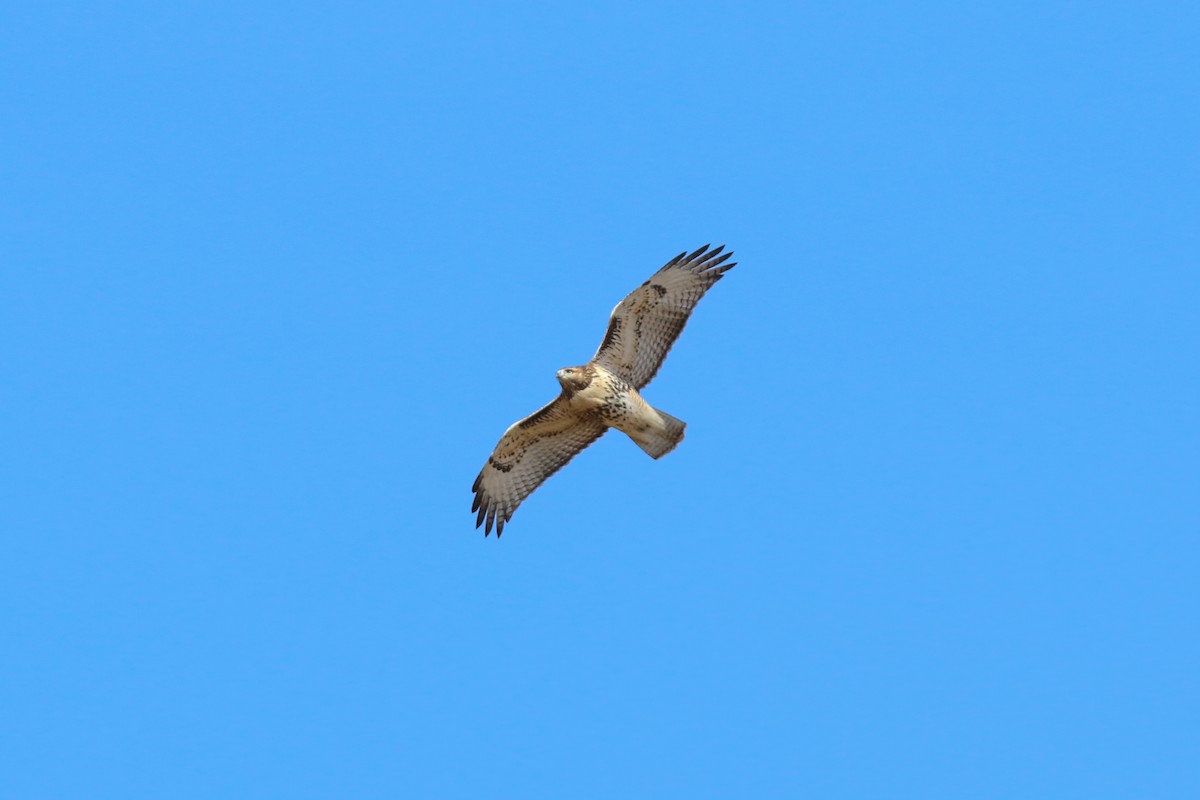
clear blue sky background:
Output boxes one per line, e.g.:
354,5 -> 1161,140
3,2 -> 1197,797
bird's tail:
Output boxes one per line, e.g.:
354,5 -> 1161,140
631,408 -> 687,459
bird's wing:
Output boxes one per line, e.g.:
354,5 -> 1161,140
591,244 -> 736,390
471,395 -> 607,536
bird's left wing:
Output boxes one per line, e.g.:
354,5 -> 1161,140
591,244 -> 736,389
471,395 -> 607,536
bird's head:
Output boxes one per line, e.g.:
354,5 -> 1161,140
556,365 -> 592,392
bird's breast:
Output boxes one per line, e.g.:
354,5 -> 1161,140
571,375 -> 649,427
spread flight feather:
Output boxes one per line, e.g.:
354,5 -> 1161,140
471,244 -> 736,536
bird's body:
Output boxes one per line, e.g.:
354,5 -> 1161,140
556,363 -> 686,460
472,245 -> 736,536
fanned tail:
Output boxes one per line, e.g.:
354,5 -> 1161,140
631,408 -> 686,459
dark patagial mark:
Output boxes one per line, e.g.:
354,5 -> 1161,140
648,283 -> 667,297
518,403 -> 557,429
598,316 -> 622,352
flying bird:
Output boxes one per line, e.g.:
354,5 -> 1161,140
471,244 -> 737,536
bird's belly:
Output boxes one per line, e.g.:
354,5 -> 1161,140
575,385 -> 656,433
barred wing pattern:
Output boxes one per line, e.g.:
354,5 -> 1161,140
591,244 -> 736,390
471,397 -> 607,536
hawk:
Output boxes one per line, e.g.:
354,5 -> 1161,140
471,244 -> 737,536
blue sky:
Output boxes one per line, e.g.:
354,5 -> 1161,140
3,1 -> 1197,797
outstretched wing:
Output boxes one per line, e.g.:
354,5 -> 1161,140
591,244 -> 736,389
471,396 -> 607,536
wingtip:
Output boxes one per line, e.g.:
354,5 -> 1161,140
701,251 -> 734,272
661,250 -> 688,270
664,244 -> 737,272
663,244 -> 728,272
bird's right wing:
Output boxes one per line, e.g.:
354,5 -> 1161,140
591,244 -> 736,389
471,396 -> 607,536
